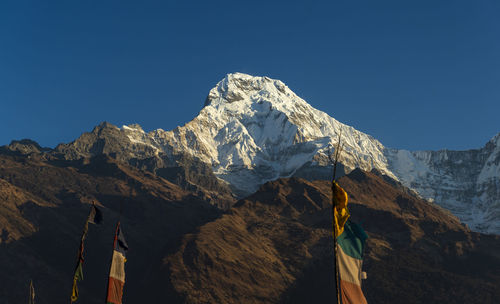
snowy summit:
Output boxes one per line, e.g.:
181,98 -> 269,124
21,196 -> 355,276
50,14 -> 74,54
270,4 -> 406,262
156,73 -> 394,194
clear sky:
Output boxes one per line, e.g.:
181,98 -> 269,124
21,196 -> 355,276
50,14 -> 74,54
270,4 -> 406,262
1,0 -> 498,151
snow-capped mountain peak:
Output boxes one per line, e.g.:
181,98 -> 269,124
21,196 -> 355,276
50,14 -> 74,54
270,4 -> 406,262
205,72 -> 294,107
54,73 -> 500,234
151,73 -> 396,196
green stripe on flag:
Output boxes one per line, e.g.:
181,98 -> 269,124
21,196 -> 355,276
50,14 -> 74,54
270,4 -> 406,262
337,219 -> 368,260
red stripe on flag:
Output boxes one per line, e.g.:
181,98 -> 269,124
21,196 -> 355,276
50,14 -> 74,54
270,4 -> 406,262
340,279 -> 367,304
106,276 -> 125,304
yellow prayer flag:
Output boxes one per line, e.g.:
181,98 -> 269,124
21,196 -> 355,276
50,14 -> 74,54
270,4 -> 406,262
333,181 -> 350,237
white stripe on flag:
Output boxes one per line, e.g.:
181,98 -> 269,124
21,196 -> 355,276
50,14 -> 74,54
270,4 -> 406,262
337,244 -> 363,286
109,250 -> 126,282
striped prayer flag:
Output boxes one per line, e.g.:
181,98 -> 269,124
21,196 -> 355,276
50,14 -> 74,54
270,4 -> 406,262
332,182 -> 368,304
106,222 -> 128,304
337,219 -> 368,304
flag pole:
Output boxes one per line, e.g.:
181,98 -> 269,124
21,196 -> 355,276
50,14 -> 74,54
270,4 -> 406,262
330,128 -> 344,304
70,209 -> 91,303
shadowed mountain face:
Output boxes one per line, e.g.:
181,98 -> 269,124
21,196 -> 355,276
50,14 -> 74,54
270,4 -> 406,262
0,152 -> 499,303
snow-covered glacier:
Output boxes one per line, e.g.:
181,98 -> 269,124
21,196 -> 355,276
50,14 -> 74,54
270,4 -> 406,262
386,135 -> 500,233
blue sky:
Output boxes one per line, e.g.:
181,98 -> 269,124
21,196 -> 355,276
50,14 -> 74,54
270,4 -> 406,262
1,0 -> 498,150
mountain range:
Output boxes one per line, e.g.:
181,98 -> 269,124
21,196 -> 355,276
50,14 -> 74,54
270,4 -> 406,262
1,72 -> 499,303
6,72 -> 498,233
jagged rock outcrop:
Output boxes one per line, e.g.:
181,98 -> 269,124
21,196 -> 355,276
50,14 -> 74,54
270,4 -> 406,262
0,139 -> 51,155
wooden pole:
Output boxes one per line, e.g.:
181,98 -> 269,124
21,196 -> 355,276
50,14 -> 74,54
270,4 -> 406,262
330,128 -> 343,304
332,199 -> 341,304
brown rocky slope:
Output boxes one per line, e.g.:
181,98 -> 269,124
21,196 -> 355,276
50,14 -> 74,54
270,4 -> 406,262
0,153 -> 223,304
165,169 -> 500,303
0,150 -> 499,303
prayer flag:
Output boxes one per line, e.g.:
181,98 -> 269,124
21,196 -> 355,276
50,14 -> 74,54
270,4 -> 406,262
333,182 -> 368,304
70,203 -> 103,303
106,222 -> 128,304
